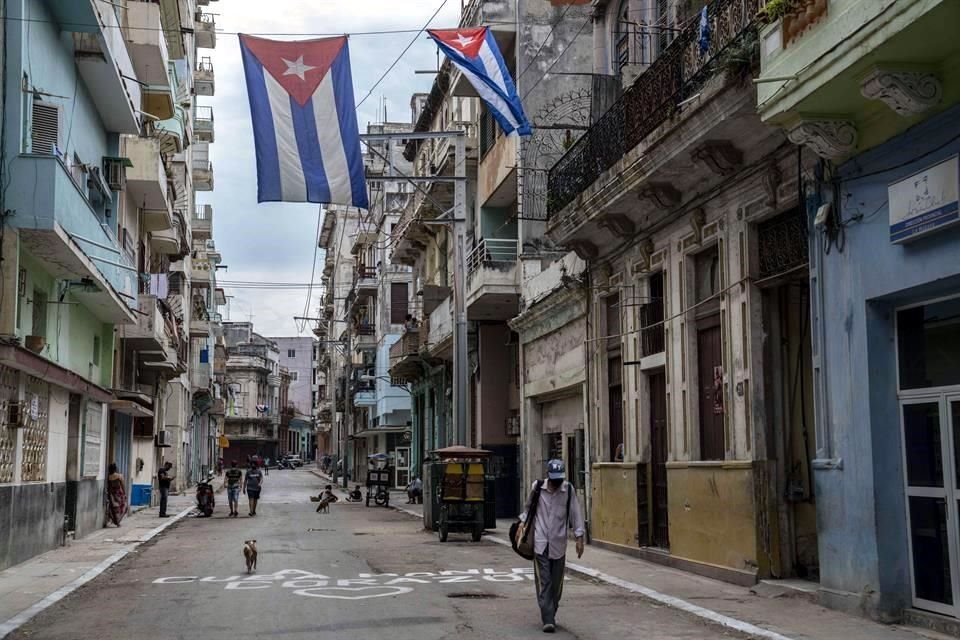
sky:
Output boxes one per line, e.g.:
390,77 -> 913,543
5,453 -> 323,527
203,0 -> 461,336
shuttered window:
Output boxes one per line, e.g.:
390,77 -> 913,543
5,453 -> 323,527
390,282 -> 409,325
31,102 -> 60,154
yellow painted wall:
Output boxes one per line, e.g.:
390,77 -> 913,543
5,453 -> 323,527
591,463 -> 640,547
666,462 -> 763,574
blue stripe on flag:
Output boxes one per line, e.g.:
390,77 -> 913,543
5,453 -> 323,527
330,45 -> 368,210
290,95 -> 331,203
240,40 -> 282,202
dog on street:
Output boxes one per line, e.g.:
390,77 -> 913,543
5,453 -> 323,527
243,540 -> 258,573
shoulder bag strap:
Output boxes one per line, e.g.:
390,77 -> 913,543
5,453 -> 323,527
525,480 -> 544,522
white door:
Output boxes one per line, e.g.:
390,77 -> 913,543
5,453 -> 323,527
902,395 -> 960,616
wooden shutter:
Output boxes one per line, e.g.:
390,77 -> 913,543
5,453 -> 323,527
390,283 -> 408,325
31,102 -> 60,154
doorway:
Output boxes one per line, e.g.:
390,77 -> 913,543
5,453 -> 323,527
395,446 -> 410,488
649,371 -> 669,549
696,316 -> 724,460
608,356 -> 624,461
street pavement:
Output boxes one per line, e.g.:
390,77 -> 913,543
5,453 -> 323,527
7,469 -> 742,640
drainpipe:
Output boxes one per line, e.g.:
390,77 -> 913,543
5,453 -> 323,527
582,262 -> 593,541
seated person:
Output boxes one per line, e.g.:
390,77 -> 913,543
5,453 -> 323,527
316,485 -> 339,511
348,485 -> 363,501
406,477 -> 423,504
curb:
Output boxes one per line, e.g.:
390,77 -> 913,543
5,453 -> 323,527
388,503 -> 795,640
0,505 -> 194,639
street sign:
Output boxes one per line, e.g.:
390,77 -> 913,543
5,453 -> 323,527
889,155 -> 959,243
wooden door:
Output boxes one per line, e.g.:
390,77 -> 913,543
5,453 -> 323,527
697,317 -> 724,460
650,371 -> 669,548
608,356 -> 624,461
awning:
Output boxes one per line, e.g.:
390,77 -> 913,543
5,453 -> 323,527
429,445 -> 492,459
353,426 -> 409,438
109,399 -> 154,418
0,344 -> 113,403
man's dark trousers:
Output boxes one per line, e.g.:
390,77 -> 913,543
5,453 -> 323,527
533,552 -> 565,626
159,486 -> 169,516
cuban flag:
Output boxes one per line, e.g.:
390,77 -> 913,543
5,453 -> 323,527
239,35 -> 368,208
427,28 -> 531,137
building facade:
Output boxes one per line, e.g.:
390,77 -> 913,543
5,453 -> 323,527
272,336 -> 319,460
222,323 -> 280,464
0,0 -> 223,570
754,0 -> 960,624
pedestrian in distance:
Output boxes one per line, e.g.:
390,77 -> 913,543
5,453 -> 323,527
243,460 -> 264,516
157,461 -> 173,518
105,463 -> 127,527
225,460 -> 243,517
517,459 -> 585,634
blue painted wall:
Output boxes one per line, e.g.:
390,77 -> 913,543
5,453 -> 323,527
813,103 -> 960,620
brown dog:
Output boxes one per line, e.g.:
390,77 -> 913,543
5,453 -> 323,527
243,540 -> 257,573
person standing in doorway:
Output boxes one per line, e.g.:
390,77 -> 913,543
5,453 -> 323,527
157,462 -> 173,518
225,460 -> 243,517
518,459 -> 585,633
243,460 -> 264,516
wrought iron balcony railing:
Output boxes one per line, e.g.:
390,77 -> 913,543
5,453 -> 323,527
639,300 -> 665,357
547,0 -> 759,217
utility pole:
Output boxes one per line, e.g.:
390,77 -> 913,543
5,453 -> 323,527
452,135 -> 467,447
342,330 -> 351,489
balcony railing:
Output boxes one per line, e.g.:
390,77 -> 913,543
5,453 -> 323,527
467,238 -> 518,275
639,300 -> 665,357
547,0 -> 759,217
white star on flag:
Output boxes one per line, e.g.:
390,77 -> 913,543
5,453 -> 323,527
454,33 -> 481,48
281,55 -> 317,81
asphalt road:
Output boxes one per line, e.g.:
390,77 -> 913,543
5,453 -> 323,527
10,470 -> 742,640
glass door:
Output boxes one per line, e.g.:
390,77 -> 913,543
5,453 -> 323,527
395,447 -> 410,488
902,397 -> 960,616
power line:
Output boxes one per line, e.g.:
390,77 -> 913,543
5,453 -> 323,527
355,0 -> 449,109
0,14 -> 445,38
521,14 -> 592,101
516,1 -> 576,81
298,208 -> 324,333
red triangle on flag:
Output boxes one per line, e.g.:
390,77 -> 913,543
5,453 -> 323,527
240,35 -> 346,106
427,28 -> 487,59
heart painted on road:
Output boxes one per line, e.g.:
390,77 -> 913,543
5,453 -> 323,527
293,586 -> 413,600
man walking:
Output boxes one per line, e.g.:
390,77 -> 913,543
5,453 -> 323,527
518,460 -> 585,633
225,460 -> 243,517
243,460 -> 264,516
157,462 -> 173,518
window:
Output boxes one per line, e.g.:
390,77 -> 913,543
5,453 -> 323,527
287,349 -> 296,358
605,293 -> 621,348
898,297 -> 960,390
291,371 -> 299,382
640,272 -> 665,356
390,282 -> 409,325
30,101 -> 60,154
31,288 -> 47,338
479,106 -> 497,157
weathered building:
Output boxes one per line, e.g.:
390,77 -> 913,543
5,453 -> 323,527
755,0 -> 960,624
222,323 -> 281,463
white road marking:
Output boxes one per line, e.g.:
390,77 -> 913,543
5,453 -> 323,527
389,505 -> 797,640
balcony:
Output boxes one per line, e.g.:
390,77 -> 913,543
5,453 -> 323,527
71,0 -> 141,134
546,0 -> 775,256
466,238 -> 519,321
6,154 -> 136,322
195,10 -> 217,49
125,1 -> 169,89
140,60 -> 176,122
192,256 -> 212,287
195,106 -> 215,143
389,328 -> 421,382
190,315 -> 210,338
353,323 -> 376,352
193,204 -> 213,240
267,374 -> 282,387
154,106 -> 186,155
126,137 -> 173,232
123,294 -> 168,351
193,142 -> 214,191
758,0 -> 960,159
353,265 -> 378,296
215,288 -> 227,306
427,296 -> 453,360
195,57 -> 215,97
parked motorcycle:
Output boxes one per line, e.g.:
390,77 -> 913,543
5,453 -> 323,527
196,476 -> 215,517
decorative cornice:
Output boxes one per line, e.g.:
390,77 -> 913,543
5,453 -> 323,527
860,67 -> 942,117
691,141 -> 743,177
637,182 -> 681,209
510,286 -> 586,339
598,213 -> 635,238
787,119 -> 858,160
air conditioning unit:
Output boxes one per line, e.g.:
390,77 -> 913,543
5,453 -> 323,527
155,429 -> 172,447
102,157 -> 126,191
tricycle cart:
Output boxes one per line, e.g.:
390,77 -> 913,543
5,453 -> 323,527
433,446 -> 490,542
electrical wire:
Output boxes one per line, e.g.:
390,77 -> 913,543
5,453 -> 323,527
516,1 -> 576,81
355,0 -> 449,109
521,13 -> 592,101
298,208 -> 324,333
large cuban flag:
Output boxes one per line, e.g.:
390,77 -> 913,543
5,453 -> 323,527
427,28 -> 531,137
239,35 -> 368,208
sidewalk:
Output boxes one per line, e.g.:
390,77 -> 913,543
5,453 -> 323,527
0,480 -> 222,639
382,494 -> 946,640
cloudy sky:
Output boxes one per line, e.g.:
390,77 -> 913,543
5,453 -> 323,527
202,0 -> 461,336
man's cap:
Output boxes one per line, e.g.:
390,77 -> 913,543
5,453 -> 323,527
547,459 -> 565,480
